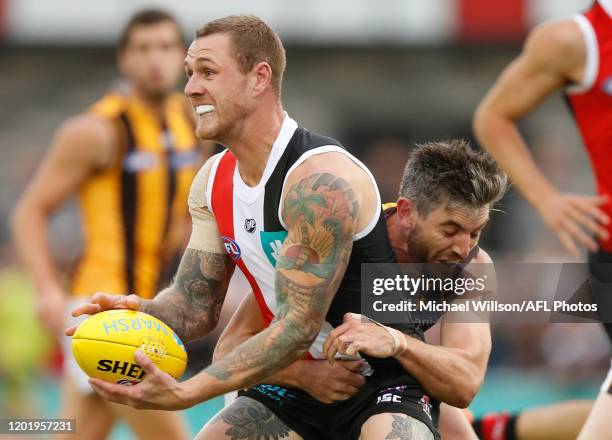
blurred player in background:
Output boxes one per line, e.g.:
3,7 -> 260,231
474,0 -> 611,260
11,9 -> 206,440
474,0 -> 612,437
473,0 -> 612,337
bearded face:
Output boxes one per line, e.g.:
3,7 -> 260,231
406,204 -> 490,263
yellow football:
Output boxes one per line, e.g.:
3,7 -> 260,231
71,309 -> 187,385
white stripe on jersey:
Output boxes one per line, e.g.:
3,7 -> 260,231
232,189 -> 279,315
566,14 -> 599,95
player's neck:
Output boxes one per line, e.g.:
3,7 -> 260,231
229,101 -> 285,187
131,88 -> 170,119
386,212 -> 413,264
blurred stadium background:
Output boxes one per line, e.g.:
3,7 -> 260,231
0,0 -> 610,438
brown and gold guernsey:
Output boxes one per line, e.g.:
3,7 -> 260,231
71,89 -> 200,299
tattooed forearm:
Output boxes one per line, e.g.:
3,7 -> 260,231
142,248 -> 233,342
206,307 -> 312,382
206,268 -> 334,383
203,172 -> 357,389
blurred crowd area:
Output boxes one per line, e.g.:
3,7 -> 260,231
0,0 -> 610,426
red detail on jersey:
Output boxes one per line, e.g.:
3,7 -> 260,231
480,412 -> 511,440
566,2 -> 612,251
459,0 -> 526,42
211,152 -> 275,327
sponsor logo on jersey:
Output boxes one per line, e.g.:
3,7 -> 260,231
222,236 -> 242,261
169,149 -> 199,169
245,218 -> 256,233
123,151 -> 159,172
419,394 -> 433,421
260,231 -> 288,266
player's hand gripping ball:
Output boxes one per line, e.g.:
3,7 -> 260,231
71,310 -> 187,385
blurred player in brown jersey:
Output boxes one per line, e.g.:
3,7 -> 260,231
11,9 -> 210,440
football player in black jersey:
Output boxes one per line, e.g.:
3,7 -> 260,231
214,140 -> 506,440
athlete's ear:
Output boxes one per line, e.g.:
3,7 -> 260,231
396,197 -> 416,229
251,61 -> 273,96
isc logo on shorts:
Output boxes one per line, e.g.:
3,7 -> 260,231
376,386 -> 408,404
376,393 -> 402,404
222,236 -> 242,261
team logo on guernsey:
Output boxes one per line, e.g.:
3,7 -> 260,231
602,77 -> 612,95
260,231 -> 288,266
222,236 -> 242,261
244,219 -> 256,233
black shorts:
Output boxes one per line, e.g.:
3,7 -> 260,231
240,365 -> 440,440
588,249 -> 612,342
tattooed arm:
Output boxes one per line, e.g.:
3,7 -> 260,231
178,152 -> 378,404
82,153 -> 378,410
68,154 -> 234,343
324,250 -> 493,408
213,290 -> 366,403
141,249 -> 233,342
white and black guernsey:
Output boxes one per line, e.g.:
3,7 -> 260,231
206,114 -> 395,360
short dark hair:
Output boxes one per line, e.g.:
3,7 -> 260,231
196,15 -> 286,95
399,139 -> 507,216
118,9 -> 184,50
